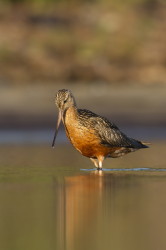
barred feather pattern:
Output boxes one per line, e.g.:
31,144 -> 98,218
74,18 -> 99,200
77,109 -> 148,149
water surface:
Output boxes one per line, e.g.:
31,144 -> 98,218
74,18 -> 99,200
0,139 -> 166,250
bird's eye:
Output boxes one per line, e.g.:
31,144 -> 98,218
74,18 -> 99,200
64,99 -> 67,104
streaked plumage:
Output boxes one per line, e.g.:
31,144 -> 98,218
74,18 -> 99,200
52,89 -> 149,170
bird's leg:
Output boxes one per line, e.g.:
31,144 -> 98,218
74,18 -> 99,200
97,156 -> 104,171
97,161 -> 103,171
90,158 -> 99,169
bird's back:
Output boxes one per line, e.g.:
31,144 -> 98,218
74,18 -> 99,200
77,109 -> 148,150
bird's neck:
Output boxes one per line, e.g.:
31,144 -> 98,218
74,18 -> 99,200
63,105 -> 78,124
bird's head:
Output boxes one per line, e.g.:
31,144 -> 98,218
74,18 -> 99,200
55,89 -> 76,111
52,89 -> 76,147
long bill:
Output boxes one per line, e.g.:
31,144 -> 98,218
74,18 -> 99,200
52,110 -> 62,147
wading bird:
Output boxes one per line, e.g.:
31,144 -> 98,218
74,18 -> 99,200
52,89 -> 149,170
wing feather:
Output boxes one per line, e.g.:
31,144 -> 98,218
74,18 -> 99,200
78,109 -> 144,148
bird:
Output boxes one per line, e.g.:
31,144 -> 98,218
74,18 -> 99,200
52,89 -> 149,170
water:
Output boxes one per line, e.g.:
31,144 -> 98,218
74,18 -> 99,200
0,126 -> 166,144
0,129 -> 166,250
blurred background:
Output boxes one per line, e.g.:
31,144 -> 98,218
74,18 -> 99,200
0,1 -> 166,250
0,0 -> 166,136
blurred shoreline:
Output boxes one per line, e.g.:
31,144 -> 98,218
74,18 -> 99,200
0,2 -> 166,129
0,2 -> 166,84
1,82 -> 165,129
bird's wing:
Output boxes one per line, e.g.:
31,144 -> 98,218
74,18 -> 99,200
78,109 -> 142,148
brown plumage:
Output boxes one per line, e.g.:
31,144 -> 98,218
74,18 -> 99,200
52,89 -> 149,170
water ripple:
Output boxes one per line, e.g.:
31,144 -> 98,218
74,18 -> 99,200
81,167 -> 166,172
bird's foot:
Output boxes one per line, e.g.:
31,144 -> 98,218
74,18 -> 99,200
97,167 -> 103,171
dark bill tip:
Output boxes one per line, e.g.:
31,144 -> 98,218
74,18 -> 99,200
52,110 -> 62,148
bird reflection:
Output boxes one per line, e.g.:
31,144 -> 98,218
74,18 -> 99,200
56,171 -> 114,250
55,168 -> 165,250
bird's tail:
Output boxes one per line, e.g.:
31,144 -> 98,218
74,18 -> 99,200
141,141 -> 151,148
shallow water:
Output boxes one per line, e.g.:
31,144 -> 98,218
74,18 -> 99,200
0,137 -> 166,250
